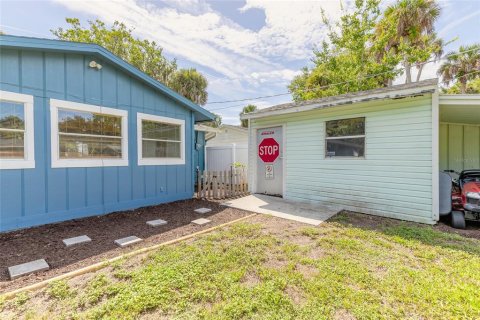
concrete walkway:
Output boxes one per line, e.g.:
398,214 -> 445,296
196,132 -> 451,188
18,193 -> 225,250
222,194 -> 340,226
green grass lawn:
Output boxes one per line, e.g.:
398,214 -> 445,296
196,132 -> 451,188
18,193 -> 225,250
2,213 -> 480,320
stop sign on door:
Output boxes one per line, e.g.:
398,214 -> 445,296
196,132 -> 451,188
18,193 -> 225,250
259,138 -> 280,163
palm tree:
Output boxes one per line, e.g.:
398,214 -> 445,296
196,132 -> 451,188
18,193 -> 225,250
375,0 -> 442,83
240,105 -> 257,127
168,68 -> 208,105
415,34 -> 444,82
438,44 -> 480,94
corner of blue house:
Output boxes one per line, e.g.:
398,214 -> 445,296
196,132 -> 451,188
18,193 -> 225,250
0,35 -> 215,232
194,130 -> 206,172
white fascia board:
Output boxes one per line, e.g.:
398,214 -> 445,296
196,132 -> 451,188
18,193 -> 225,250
242,85 -> 438,120
439,94 -> 480,105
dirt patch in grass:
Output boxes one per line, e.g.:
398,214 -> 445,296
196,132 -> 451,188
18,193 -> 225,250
333,309 -> 357,320
263,255 -> 289,269
285,285 -> 306,305
241,272 -> 261,288
0,199 -> 251,293
295,263 -> 317,280
436,216 -> 480,240
334,210 -> 480,240
308,246 -> 325,260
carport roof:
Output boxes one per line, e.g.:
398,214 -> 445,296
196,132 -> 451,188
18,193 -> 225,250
241,79 -> 438,120
440,95 -> 480,125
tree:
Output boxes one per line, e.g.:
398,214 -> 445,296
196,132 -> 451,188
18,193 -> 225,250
374,0 -> 443,83
203,112 -> 222,128
52,18 -> 209,105
239,104 -> 257,127
168,68 -> 208,105
438,44 -> 480,93
289,0 -> 398,101
442,78 -> 480,94
52,18 -> 177,84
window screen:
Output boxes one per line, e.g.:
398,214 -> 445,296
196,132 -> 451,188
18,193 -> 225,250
325,117 -> 365,157
58,109 -> 122,159
0,101 -> 25,159
141,120 -> 181,158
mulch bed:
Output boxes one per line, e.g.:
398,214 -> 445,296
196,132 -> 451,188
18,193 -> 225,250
0,199 -> 252,293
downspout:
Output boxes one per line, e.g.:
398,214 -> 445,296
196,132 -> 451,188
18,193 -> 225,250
191,112 -> 196,196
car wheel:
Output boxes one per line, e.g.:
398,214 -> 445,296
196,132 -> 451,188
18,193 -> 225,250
451,211 -> 466,229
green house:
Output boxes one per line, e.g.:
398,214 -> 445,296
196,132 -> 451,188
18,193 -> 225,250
241,79 -> 480,225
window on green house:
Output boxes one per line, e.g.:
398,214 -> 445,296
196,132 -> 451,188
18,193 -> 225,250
325,117 -> 365,158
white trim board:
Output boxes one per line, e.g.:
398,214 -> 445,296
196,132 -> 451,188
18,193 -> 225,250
137,112 -> 186,166
432,90 -> 440,222
439,94 -> 480,105
0,90 -> 35,170
242,84 -> 438,120
50,99 -> 129,168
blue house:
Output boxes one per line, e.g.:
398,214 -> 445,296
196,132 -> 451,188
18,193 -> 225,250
0,35 -> 215,232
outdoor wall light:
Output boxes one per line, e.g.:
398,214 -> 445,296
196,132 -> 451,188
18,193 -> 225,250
88,60 -> 102,70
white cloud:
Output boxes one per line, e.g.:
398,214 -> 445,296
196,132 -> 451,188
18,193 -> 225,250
52,0 -> 345,123
240,0 -> 343,60
53,0 -> 340,80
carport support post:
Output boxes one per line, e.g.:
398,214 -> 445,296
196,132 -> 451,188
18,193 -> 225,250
432,90 -> 440,222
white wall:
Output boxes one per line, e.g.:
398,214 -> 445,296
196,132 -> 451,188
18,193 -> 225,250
206,144 -> 248,172
440,123 -> 480,172
207,126 -> 248,147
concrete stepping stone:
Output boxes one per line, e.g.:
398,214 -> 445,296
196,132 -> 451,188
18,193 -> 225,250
63,235 -> 92,247
194,207 -> 212,214
192,218 -> 211,225
8,259 -> 49,280
114,236 -> 142,247
146,219 -> 168,227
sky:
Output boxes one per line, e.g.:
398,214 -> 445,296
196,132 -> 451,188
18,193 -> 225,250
1,0 -> 479,124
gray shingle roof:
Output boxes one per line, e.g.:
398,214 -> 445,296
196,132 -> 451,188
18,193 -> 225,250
246,79 -> 438,118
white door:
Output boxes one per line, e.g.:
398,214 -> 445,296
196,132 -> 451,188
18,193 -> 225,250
256,126 -> 283,196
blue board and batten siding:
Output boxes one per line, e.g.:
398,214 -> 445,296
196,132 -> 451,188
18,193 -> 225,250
0,46 -> 202,232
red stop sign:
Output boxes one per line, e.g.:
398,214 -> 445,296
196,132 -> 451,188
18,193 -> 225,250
258,138 -> 280,163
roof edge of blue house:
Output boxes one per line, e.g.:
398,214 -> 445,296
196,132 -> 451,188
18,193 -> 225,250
0,34 -> 215,122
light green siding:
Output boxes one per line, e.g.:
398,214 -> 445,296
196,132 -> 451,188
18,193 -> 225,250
250,95 -> 435,224
440,123 -> 480,171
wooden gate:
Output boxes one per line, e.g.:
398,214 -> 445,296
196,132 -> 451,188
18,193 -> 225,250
197,169 -> 248,199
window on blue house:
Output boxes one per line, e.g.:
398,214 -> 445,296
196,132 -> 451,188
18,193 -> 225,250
50,99 -> 128,168
57,109 -> 123,159
325,117 -> 365,158
137,113 -> 185,166
0,91 -> 35,169
0,101 -> 25,158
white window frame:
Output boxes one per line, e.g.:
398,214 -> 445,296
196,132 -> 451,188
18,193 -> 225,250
50,99 -> 128,168
0,90 -> 35,170
324,117 -> 366,159
137,112 -> 185,166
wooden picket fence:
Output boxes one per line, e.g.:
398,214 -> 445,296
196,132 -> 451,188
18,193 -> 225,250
197,169 -> 248,199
